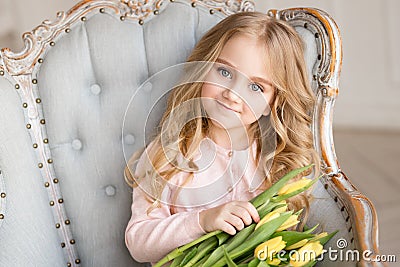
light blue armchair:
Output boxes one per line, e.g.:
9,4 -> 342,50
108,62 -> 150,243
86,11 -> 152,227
0,1 -> 382,266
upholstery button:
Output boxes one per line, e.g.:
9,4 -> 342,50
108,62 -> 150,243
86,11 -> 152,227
142,82 -> 152,93
28,107 -> 38,119
105,185 -> 116,196
227,186 -> 233,193
228,151 -> 233,157
124,134 -> 135,145
72,139 -> 82,150
90,84 -> 101,95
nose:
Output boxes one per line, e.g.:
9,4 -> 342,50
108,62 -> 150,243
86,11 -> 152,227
222,88 -> 242,103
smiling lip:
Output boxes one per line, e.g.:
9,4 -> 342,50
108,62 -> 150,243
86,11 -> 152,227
217,100 -> 239,113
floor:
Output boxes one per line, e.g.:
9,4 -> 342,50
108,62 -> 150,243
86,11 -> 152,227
333,128 -> 400,266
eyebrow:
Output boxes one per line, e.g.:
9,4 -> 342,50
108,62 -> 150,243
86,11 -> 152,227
216,58 -> 273,87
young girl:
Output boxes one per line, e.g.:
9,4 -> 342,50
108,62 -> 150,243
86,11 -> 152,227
124,12 -> 319,264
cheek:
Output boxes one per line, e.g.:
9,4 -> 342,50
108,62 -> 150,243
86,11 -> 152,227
244,97 -> 269,116
201,83 -> 222,99
201,83 -> 212,98
201,84 -> 216,113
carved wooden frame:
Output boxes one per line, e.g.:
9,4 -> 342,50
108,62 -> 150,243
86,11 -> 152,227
0,1 -> 382,267
269,8 -> 384,267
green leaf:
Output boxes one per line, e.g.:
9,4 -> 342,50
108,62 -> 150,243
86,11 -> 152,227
202,246 -> 224,267
257,260 -> 270,267
248,257 -> 260,267
223,246 -> 238,267
191,255 -> 209,267
182,237 -> 218,267
243,212 -> 292,247
303,224 -> 319,234
212,212 -> 293,267
235,249 -> 256,265
294,209 -> 303,216
170,253 -> 186,267
216,232 -> 230,246
226,224 -> 257,250
179,247 -> 198,267
202,224 -> 255,267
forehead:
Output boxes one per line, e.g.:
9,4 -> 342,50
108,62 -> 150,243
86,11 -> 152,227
218,33 -> 270,81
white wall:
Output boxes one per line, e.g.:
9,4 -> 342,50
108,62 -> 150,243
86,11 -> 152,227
1,0 -> 399,130
256,0 -> 400,130
0,0 -> 79,50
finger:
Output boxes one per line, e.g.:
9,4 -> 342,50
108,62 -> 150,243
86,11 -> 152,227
230,206 -> 252,226
236,201 -> 260,223
220,221 -> 237,235
225,213 -> 245,231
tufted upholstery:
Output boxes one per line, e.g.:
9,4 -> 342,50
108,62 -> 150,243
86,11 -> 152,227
0,1 -> 381,267
0,1 -> 227,266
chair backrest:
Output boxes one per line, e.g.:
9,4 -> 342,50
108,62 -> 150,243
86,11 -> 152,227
0,1 -> 381,266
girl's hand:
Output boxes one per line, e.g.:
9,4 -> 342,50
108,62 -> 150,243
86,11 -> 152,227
199,201 -> 260,235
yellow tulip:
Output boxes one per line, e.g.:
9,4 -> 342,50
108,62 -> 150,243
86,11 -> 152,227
254,236 -> 286,260
276,214 -> 300,231
285,239 -> 308,250
273,205 -> 288,213
255,210 -> 280,230
310,232 -> 328,241
289,241 -> 324,267
278,177 -> 311,195
255,204 -> 288,230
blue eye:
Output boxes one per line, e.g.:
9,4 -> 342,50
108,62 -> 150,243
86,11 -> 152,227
217,67 -> 232,79
250,83 -> 263,92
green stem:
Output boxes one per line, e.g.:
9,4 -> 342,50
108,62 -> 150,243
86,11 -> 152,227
179,247 -> 198,267
202,224 -> 255,267
223,246 -> 238,267
170,253 -> 186,267
209,212 -> 293,267
191,254 -> 209,267
248,257 -> 260,267
153,230 -> 222,267
183,237 -> 218,267
216,231 -> 230,245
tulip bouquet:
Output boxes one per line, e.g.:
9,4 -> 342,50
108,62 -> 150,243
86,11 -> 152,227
154,165 -> 337,267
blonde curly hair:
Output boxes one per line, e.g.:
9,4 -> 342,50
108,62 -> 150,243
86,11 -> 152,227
125,12 -> 320,222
